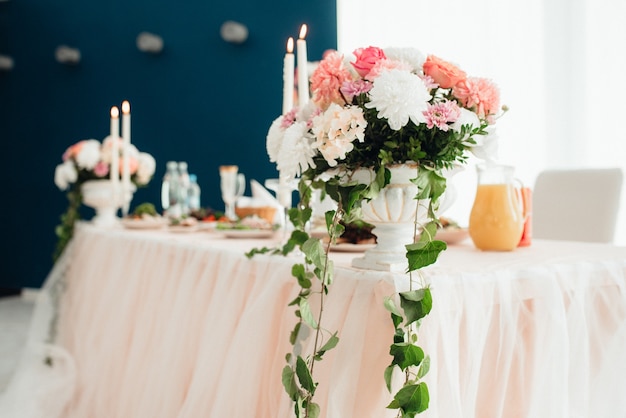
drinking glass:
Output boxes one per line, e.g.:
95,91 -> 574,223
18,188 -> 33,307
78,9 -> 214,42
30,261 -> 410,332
219,165 -> 246,220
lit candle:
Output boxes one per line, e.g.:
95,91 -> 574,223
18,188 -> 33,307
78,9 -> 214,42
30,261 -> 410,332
296,24 -> 309,107
121,100 -> 131,216
283,37 -> 295,114
110,107 -> 120,196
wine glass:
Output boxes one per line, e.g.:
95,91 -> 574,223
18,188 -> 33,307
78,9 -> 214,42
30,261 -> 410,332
219,165 -> 246,220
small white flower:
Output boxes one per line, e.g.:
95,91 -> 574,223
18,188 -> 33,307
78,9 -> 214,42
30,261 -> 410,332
365,69 -> 431,130
312,103 -> 366,167
383,47 -> 426,73
276,121 -> 317,179
54,160 -> 77,190
135,152 -> 156,185
75,139 -> 101,170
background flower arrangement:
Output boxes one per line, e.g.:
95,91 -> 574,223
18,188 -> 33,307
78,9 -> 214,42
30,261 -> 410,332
53,136 -> 156,260
260,45 -> 505,418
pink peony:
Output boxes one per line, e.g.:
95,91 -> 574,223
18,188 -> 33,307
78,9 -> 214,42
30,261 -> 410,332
310,51 -> 354,109
351,46 -> 386,78
453,77 -> 501,119
422,55 -> 466,89
63,140 -> 86,161
423,100 -> 461,131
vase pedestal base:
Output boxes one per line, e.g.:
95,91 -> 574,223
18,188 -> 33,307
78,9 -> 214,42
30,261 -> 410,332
351,256 -> 407,273
350,222 -> 412,272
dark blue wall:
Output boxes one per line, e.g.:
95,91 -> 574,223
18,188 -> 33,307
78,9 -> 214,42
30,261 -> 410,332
0,0 -> 336,289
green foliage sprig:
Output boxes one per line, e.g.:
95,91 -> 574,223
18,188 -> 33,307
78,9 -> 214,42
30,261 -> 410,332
53,184 -> 82,262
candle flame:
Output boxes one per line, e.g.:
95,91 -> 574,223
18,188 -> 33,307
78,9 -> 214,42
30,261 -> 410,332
299,24 -> 307,40
122,100 -> 130,114
287,37 -> 294,53
110,106 -> 119,118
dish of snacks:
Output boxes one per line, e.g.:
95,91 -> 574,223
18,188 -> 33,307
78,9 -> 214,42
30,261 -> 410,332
434,217 -> 469,245
216,215 -> 278,238
168,215 -> 199,232
121,203 -> 167,229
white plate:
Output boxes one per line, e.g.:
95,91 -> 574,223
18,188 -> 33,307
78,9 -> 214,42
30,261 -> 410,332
330,243 -> 376,252
168,225 -> 200,233
221,229 -> 276,239
121,218 -> 167,229
435,228 -> 470,245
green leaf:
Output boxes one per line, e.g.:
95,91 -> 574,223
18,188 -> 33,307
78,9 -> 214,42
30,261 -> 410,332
299,298 -> 318,329
389,343 -> 425,370
307,402 -> 320,418
296,356 -> 316,393
302,238 -> 325,270
405,239 -> 447,272
387,382 -> 429,415
282,365 -> 298,400
384,364 -> 396,392
399,288 -> 433,325
316,332 -> 339,358
417,355 -> 431,379
384,296 -> 403,318
290,322 -> 301,345
412,168 -> 446,202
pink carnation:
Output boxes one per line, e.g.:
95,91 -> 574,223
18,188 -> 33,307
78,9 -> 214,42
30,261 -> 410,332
351,46 -> 386,78
310,51 -> 354,109
453,77 -> 501,119
423,100 -> 461,131
340,79 -> 373,102
93,161 -> 109,177
280,107 -> 299,129
423,55 -> 466,89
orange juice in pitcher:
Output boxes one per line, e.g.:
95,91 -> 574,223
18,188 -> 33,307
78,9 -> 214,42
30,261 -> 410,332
469,164 -> 524,251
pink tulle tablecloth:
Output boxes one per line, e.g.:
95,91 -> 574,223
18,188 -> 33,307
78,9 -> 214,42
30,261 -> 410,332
3,222 -> 626,418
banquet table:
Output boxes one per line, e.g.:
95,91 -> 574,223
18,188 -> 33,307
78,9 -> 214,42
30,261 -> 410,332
3,221 -> 626,418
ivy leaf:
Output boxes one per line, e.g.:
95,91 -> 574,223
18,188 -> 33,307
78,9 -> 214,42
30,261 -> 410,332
282,365 -> 298,400
405,239 -> 447,272
399,288 -> 432,325
389,342 -> 425,370
299,298 -> 318,329
315,332 -> 339,360
417,355 -> 431,379
384,364 -> 397,392
291,264 -> 312,289
383,296 -> 403,318
412,168 -> 446,202
296,356 -> 316,393
387,382 -> 430,415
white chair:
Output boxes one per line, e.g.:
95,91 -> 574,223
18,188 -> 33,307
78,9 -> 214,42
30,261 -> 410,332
532,168 -> 623,243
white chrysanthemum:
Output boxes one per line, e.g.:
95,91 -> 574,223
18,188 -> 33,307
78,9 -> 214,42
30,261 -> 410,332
471,126 -> 499,162
75,139 -> 101,170
383,47 -> 426,73
312,103 -> 366,167
135,152 -> 156,185
54,160 -> 77,190
276,121 -> 317,179
365,69 -> 431,130
266,116 -> 285,163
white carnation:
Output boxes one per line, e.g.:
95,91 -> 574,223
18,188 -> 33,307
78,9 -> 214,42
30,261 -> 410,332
383,47 -> 426,73
75,139 -> 101,170
276,121 -> 317,179
54,160 -> 77,190
471,126 -> 499,162
135,152 -> 156,185
266,116 -> 285,163
365,69 -> 431,130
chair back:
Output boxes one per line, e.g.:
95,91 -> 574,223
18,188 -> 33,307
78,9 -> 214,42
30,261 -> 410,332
533,168 -> 623,243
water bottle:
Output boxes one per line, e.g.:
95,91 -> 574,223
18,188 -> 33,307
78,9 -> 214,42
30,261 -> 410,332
178,161 -> 191,215
188,174 -> 201,211
161,161 -> 178,214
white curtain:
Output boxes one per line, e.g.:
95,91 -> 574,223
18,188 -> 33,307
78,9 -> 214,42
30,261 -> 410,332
337,0 -> 626,244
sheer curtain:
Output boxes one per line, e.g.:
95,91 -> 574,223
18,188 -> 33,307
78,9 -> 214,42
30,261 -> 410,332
337,0 -> 626,244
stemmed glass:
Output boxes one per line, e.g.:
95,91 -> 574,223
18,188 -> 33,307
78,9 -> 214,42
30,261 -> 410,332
219,165 -> 246,220
265,175 -> 299,243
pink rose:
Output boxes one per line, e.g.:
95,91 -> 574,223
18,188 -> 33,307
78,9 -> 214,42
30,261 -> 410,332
422,55 -> 466,89
93,161 -> 109,177
351,46 -> 386,78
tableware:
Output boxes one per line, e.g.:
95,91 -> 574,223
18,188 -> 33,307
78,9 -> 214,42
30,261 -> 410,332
219,165 -> 246,220
434,227 -> 470,245
330,243 -> 376,252
121,217 -> 167,230
168,225 -> 199,233
221,229 -> 276,239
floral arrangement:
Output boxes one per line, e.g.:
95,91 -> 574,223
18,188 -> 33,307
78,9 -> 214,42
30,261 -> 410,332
53,136 -> 156,260
255,45 -> 505,418
267,46 -> 503,189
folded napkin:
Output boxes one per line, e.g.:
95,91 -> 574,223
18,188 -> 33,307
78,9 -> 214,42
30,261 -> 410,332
237,179 -> 284,225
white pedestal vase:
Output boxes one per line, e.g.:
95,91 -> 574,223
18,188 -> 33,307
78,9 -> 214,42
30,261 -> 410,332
349,164 -> 431,272
81,180 -> 135,227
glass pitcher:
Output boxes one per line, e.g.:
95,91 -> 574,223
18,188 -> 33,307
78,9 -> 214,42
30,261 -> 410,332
469,163 -> 524,251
